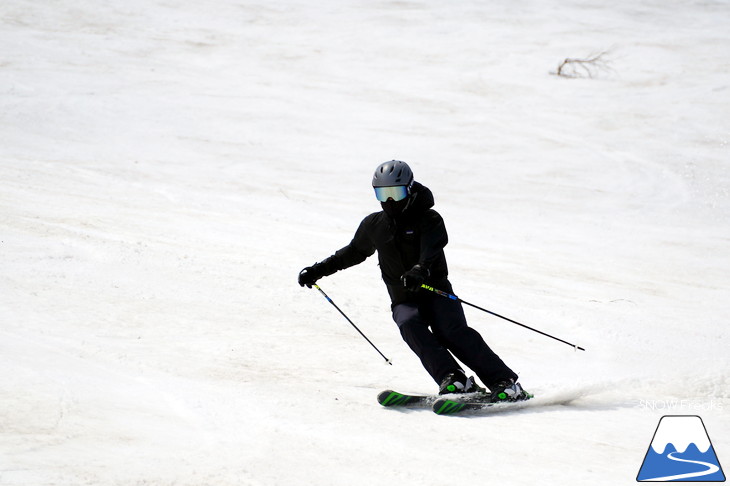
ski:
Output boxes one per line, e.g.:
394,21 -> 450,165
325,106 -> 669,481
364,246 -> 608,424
377,389 -> 488,408
383,383 -> 602,415
433,394 -> 532,415
432,383 -> 607,415
377,390 -> 434,407
430,386 -> 617,415
433,393 -> 535,415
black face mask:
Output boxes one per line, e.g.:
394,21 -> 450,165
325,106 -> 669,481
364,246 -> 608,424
381,197 -> 410,218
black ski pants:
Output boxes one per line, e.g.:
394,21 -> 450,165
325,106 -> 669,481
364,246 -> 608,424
391,282 -> 518,390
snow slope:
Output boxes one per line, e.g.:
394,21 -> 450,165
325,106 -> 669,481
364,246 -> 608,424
1,1 -> 728,485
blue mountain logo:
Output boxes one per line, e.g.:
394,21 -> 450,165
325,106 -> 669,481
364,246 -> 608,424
637,415 -> 725,482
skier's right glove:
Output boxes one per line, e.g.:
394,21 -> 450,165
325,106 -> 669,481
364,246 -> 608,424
298,265 -> 323,288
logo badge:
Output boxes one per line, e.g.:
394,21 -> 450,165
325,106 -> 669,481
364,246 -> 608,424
637,415 -> 725,482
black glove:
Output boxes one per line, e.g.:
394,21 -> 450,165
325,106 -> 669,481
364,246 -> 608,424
298,265 -> 323,288
401,264 -> 430,291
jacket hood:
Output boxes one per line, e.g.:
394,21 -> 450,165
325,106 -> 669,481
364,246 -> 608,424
406,181 -> 434,213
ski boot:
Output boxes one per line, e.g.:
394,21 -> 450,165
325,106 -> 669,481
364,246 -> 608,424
489,379 -> 531,402
438,370 -> 485,395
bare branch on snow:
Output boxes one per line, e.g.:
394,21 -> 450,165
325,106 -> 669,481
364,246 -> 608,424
552,51 -> 612,79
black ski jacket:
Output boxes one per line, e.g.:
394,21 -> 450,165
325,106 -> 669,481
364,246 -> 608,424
316,182 -> 450,305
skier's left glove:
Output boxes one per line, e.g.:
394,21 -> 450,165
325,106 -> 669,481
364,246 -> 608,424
401,264 -> 430,291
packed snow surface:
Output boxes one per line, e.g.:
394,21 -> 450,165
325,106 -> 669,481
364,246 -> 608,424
1,1 -> 728,485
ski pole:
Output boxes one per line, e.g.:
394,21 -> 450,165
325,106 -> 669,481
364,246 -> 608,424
312,284 -> 393,365
421,284 -> 586,351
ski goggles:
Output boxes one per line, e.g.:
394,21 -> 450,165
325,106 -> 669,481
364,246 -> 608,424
373,185 -> 409,202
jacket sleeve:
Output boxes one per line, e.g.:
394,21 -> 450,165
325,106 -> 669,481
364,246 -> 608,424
315,216 -> 376,276
418,209 -> 448,269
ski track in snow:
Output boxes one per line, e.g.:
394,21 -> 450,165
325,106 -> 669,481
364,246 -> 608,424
1,0 -> 729,485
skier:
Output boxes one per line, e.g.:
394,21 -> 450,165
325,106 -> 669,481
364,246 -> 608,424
298,160 -> 528,402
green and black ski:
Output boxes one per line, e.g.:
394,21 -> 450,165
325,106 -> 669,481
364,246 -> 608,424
433,392 -> 535,415
377,390 -> 434,407
377,389 -> 488,409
